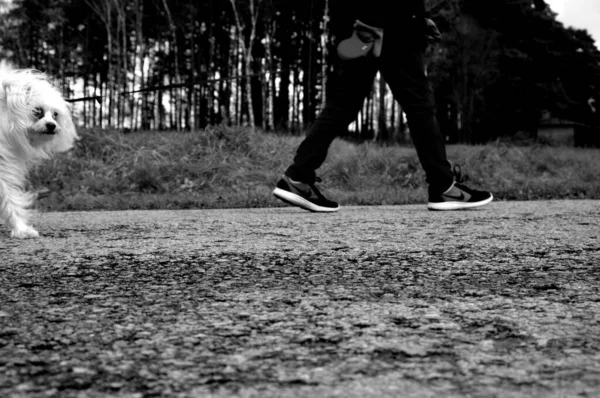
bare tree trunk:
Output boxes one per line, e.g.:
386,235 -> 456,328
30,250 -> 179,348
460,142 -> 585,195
83,73 -> 88,126
261,65 -> 268,130
229,0 -> 262,128
169,71 -> 175,129
133,0 -> 144,130
94,73 -> 100,127
85,0 -> 116,127
378,73 -> 388,141
107,4 -> 114,127
161,0 -> 182,131
114,0 -> 127,129
268,57 -> 276,131
390,101 -> 396,134
263,19 -> 276,130
293,69 -> 301,132
399,105 -> 406,143
235,44 -> 241,125
320,0 -> 330,109
304,0 -> 314,129
276,63 -> 290,130
203,2 -> 215,128
157,43 -> 165,130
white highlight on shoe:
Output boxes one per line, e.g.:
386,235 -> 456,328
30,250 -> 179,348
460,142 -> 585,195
273,187 -> 339,213
427,194 -> 493,211
442,181 -> 456,195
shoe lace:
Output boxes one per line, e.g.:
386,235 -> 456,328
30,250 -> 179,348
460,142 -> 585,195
309,177 -> 327,198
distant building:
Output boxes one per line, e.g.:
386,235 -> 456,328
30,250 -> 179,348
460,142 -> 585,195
537,115 -> 578,146
537,111 -> 600,147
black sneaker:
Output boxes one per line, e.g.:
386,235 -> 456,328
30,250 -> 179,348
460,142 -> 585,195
427,165 -> 493,211
273,175 -> 340,212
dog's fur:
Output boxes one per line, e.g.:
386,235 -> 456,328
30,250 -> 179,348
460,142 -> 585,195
0,63 -> 78,238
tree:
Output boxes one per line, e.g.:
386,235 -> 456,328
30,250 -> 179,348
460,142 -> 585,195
229,0 -> 263,128
1,0 -> 598,140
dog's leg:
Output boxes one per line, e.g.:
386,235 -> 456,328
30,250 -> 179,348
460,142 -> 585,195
0,181 -> 39,238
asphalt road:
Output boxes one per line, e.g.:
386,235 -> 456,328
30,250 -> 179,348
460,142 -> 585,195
1,200 -> 599,398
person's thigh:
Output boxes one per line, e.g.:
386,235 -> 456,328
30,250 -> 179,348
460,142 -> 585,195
380,48 -> 434,114
322,57 -> 379,120
290,57 -> 378,176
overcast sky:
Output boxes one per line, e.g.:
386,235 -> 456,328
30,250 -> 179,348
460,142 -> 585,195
546,0 -> 600,47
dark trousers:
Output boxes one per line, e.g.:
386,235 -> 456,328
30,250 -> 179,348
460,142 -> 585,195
286,45 -> 454,196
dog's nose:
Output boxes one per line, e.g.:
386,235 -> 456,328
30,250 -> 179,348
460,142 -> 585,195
45,123 -> 56,134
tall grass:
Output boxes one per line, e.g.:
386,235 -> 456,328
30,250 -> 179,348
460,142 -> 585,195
30,127 -> 600,211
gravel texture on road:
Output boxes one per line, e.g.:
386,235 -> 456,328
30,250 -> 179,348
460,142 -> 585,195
1,200 -> 599,398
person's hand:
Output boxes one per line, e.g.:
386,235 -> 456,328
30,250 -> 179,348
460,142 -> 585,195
354,20 -> 382,43
425,18 -> 442,43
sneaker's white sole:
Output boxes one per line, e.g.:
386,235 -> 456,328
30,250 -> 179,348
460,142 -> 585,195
427,195 -> 493,211
273,188 -> 340,212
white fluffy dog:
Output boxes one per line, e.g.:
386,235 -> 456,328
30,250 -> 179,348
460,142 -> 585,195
0,64 -> 78,238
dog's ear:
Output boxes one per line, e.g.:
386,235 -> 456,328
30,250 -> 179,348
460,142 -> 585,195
3,79 -> 32,115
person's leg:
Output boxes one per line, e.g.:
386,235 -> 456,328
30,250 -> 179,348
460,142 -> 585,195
381,46 -> 492,210
272,56 -> 379,212
285,57 -> 378,183
380,47 -> 454,196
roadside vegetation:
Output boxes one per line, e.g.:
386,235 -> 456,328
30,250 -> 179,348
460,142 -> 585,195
30,127 -> 600,212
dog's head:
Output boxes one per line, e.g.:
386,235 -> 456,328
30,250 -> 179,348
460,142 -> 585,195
0,65 -> 78,158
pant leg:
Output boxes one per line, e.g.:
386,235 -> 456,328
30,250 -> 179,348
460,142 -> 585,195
380,47 -> 454,195
286,57 -> 378,183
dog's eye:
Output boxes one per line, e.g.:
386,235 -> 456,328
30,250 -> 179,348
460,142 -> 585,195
53,112 -> 58,118
33,107 -> 44,119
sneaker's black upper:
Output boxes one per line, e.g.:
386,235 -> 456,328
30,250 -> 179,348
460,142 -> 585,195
273,175 -> 339,212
